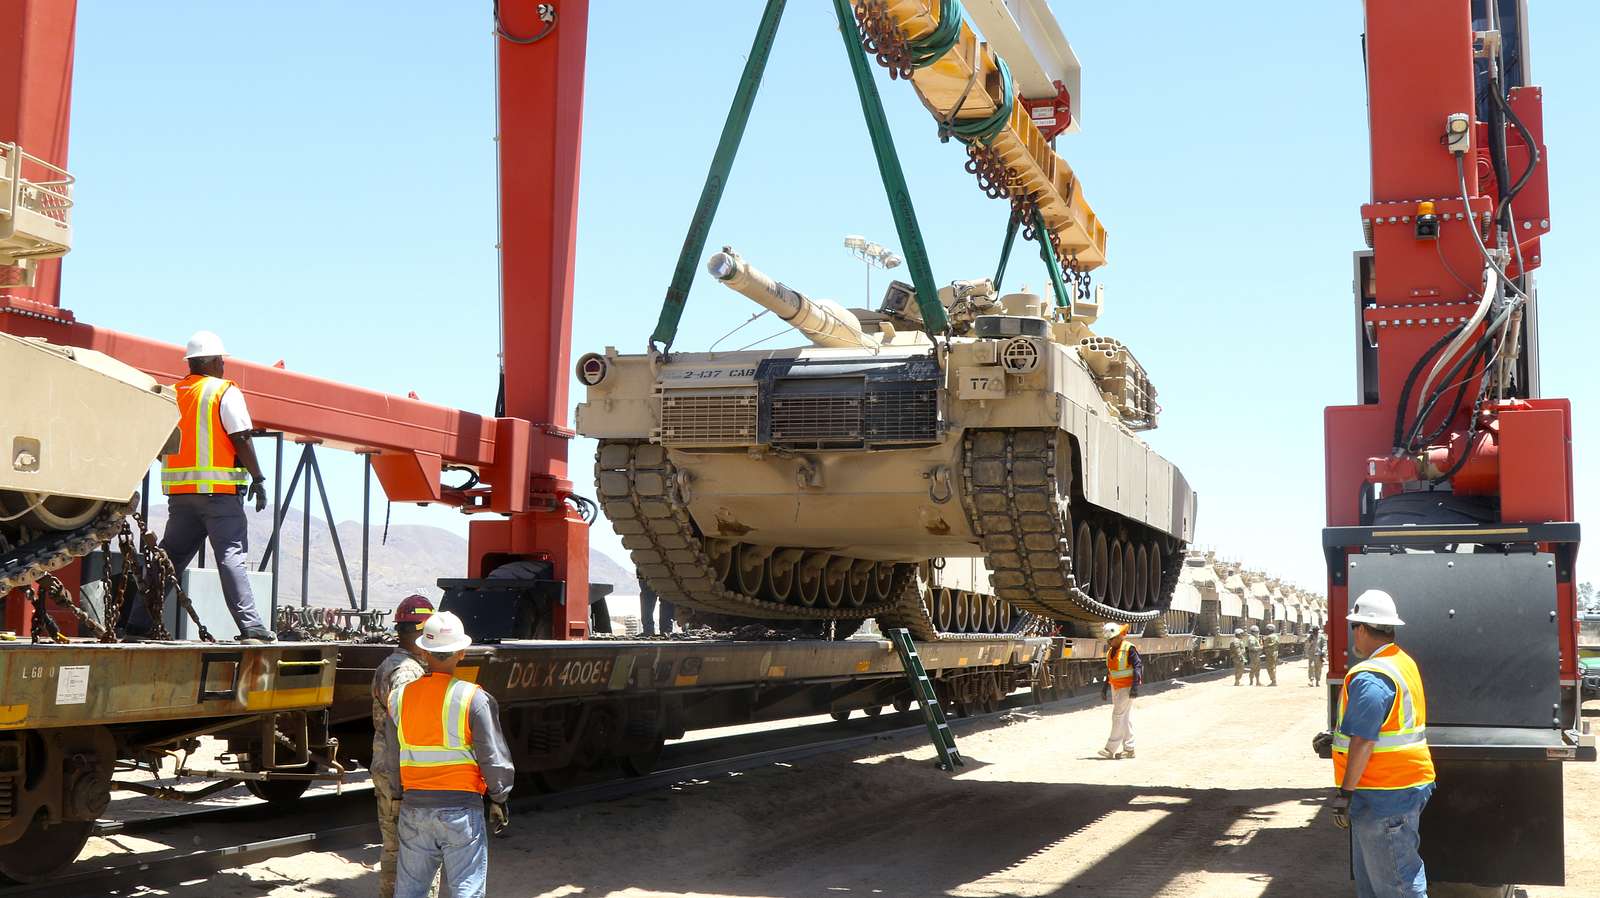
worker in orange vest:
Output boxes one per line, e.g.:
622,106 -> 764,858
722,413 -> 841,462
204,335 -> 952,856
371,595 -> 438,898
1328,589 -> 1435,898
387,612 -> 514,898
153,331 -> 271,642
1098,622 -> 1141,759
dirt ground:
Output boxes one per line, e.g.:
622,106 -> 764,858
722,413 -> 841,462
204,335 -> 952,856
120,658 -> 1600,898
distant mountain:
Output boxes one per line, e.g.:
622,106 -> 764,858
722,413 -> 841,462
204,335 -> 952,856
144,504 -> 637,610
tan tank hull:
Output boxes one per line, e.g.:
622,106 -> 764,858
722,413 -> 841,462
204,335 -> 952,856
1,333 -> 178,589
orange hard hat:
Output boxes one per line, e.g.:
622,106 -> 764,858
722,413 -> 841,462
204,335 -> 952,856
394,594 -> 436,627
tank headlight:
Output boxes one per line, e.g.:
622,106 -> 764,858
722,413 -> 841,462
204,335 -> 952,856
576,353 -> 609,387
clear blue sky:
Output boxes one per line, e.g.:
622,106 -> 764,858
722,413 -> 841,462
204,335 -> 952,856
64,2 -> 1597,591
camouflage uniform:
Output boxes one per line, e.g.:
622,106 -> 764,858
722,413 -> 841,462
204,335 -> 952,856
1263,632 -> 1280,685
1229,635 -> 1247,685
1246,633 -> 1263,685
1307,630 -> 1326,686
371,649 -> 436,898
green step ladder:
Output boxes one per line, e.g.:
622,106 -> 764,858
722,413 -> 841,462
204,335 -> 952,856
886,628 -> 964,771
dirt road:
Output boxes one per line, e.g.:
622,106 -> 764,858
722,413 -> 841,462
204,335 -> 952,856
154,658 -> 1599,897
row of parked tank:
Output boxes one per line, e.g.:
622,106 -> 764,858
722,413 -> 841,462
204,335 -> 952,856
1166,550 -> 1326,638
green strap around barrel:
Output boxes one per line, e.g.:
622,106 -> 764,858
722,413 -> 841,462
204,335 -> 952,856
830,0 -> 950,333
649,0 -> 788,352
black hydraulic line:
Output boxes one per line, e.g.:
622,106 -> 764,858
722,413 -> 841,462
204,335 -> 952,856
1405,328 -> 1499,453
1391,324 -> 1463,452
1490,82 -> 1540,213
1412,341 -> 1490,451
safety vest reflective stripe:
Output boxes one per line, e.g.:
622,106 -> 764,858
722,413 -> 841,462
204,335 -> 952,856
162,375 -> 246,495
1107,642 -> 1134,689
391,674 -> 486,794
1331,644 -> 1435,791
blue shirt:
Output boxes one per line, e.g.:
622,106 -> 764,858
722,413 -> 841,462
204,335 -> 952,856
1339,667 -> 1435,815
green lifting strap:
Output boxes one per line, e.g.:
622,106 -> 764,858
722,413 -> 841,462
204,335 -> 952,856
649,0 -> 789,352
1033,208 -> 1073,315
992,214 -> 1021,291
831,0 -> 950,334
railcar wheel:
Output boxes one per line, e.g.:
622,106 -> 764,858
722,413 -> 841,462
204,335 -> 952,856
830,710 -> 851,723
246,778 -> 310,805
1091,527 -> 1110,600
0,816 -> 93,883
620,738 -> 665,777
534,766 -> 580,793
863,705 -> 883,718
892,695 -> 912,713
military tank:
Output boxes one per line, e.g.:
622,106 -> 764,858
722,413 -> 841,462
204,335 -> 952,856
0,331 -> 179,593
578,248 -> 1195,639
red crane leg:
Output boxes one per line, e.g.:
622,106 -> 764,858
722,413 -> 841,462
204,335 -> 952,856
469,1 -> 592,637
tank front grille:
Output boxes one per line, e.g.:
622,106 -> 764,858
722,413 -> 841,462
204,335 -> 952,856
771,394 -> 862,445
659,388 -> 759,446
865,386 -> 939,443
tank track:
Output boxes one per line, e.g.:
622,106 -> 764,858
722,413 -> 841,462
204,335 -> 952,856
597,441 -> 925,625
960,429 -> 1183,625
0,502 -> 131,593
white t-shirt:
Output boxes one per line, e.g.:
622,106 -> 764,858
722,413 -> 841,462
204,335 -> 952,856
218,385 -> 254,435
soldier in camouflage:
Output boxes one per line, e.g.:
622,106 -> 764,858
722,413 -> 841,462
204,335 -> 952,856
372,596 -> 440,898
1263,624 -> 1280,686
1307,626 -> 1326,687
1229,628 -> 1248,685
1247,625 -> 1263,685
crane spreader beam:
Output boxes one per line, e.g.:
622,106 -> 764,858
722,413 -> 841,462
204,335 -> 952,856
879,0 -> 1107,269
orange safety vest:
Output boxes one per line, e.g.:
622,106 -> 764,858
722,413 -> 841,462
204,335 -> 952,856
161,374 -> 248,495
1106,640 -> 1135,690
1332,643 -> 1436,791
389,673 -> 486,795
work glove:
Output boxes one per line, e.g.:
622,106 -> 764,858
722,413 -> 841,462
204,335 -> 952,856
1100,682 -> 1109,702
1311,730 -> 1334,756
1330,789 -> 1351,830
488,800 -> 510,836
246,478 -> 268,513
1130,685 -> 1139,699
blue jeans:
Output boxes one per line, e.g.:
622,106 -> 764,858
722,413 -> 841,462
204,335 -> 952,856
396,803 -> 487,898
1351,791 -> 1430,898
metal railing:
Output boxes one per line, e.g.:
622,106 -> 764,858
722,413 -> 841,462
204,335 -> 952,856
0,142 -> 74,260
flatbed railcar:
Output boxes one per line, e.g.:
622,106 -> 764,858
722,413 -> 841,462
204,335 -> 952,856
0,640 -> 339,881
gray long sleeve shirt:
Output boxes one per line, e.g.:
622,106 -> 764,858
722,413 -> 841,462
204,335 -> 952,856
383,677 -> 515,806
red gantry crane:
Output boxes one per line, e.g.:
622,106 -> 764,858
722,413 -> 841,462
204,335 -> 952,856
1321,0 -> 1590,889
0,0 -> 593,639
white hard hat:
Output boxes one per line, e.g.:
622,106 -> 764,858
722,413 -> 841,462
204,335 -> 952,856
417,610 -> 472,653
1101,622 -> 1128,640
184,330 -> 229,359
1348,589 -> 1405,628
1234,628 -> 1244,636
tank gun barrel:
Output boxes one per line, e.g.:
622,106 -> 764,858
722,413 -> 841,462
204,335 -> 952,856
707,249 -> 873,350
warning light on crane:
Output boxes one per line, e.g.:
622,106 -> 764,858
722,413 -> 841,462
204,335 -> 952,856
1414,200 -> 1439,240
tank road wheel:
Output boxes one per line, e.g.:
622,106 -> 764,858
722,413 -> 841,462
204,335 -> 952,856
1131,544 -> 1149,611
706,539 -> 734,583
1107,538 -> 1125,608
1146,541 -> 1164,609
983,595 -> 999,632
1074,522 -> 1095,595
997,600 -> 1012,631
0,492 -> 105,533
869,562 -> 897,603
844,561 -> 872,608
1126,542 -> 1144,610
822,556 -> 851,608
953,591 -> 969,632
794,553 -> 826,607
730,544 -> 766,598
765,550 -> 801,604
1091,527 -> 1110,601
935,588 -> 954,631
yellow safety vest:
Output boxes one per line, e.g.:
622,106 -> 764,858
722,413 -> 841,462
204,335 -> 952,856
389,673 -> 486,794
161,374 -> 249,494
1332,643 -> 1435,790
